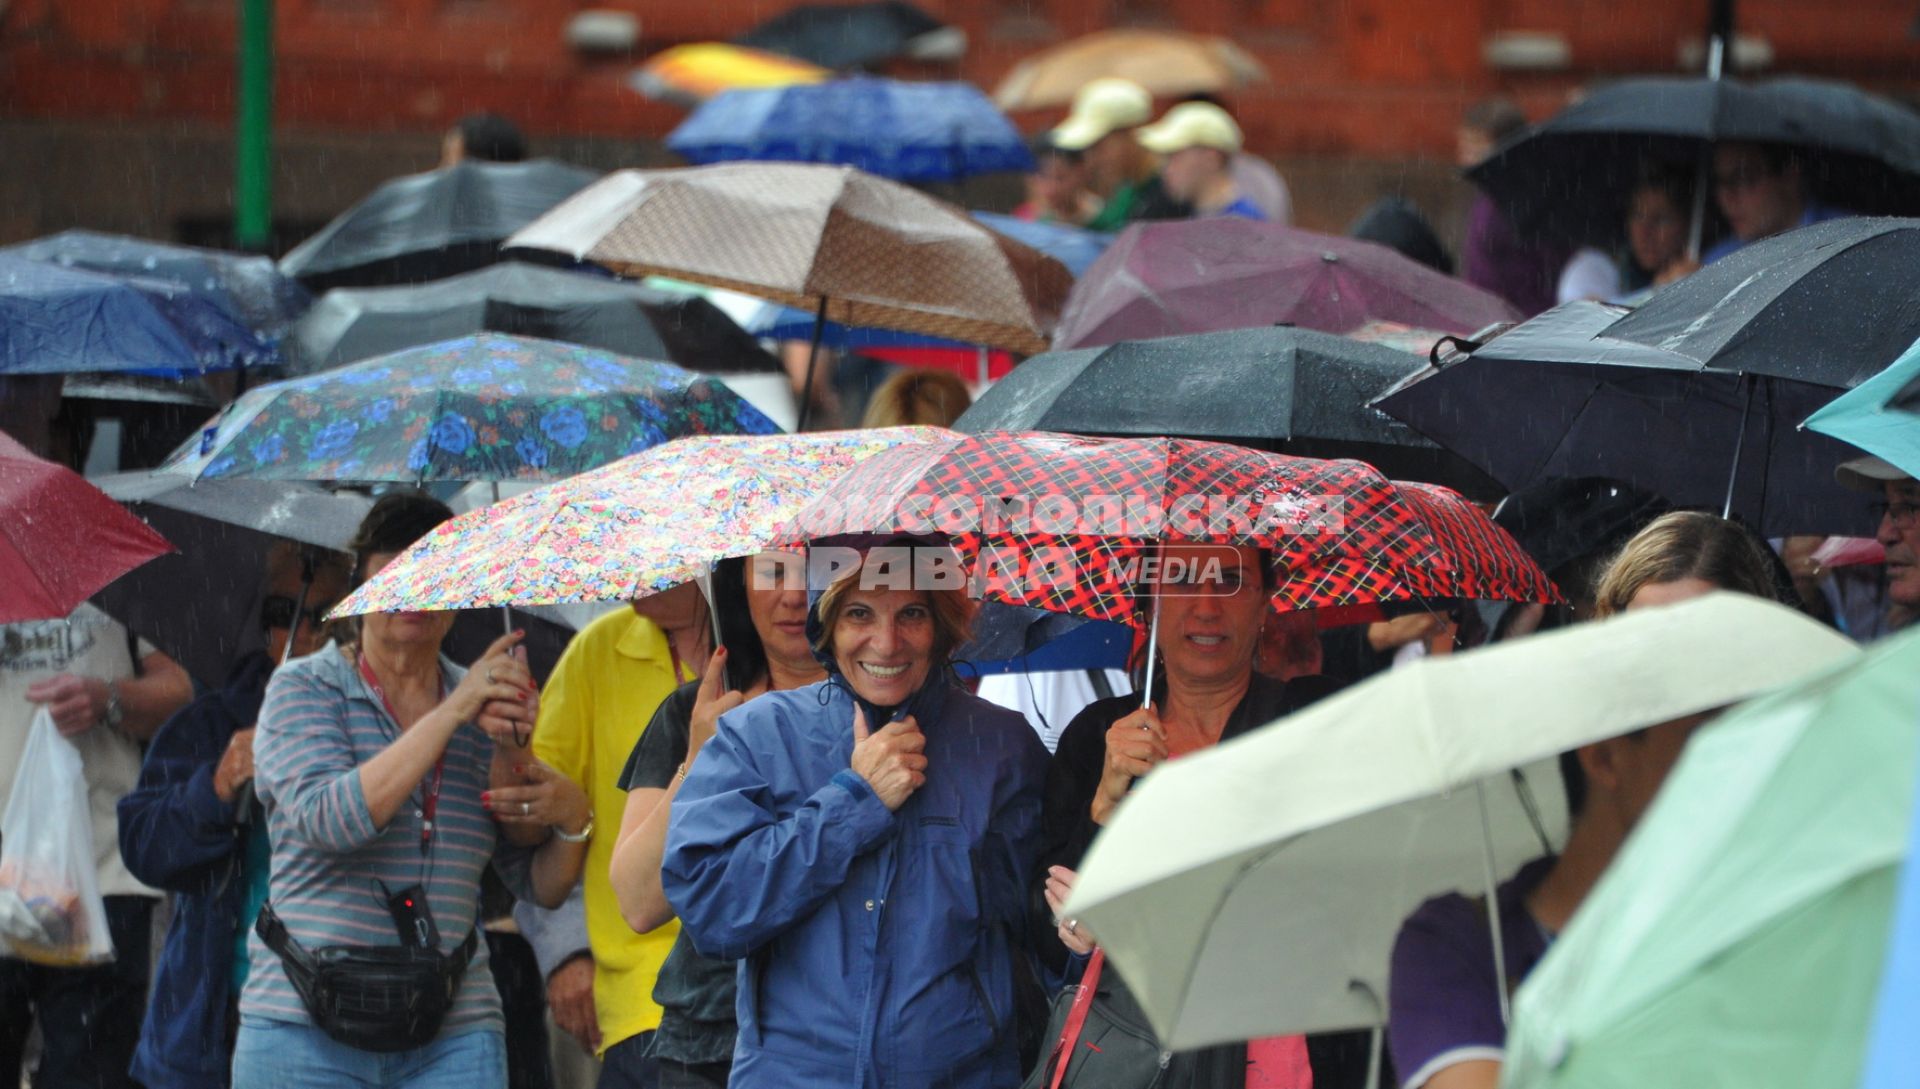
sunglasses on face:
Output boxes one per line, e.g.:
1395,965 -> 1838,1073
261,595 -> 336,632
1869,500 -> 1920,531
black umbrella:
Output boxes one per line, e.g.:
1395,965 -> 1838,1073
2,229 -> 312,341
735,0 -> 951,71
1469,76 -> 1920,248
287,262 -> 781,376
953,326 -> 1505,496
1373,298 -> 1872,535
280,160 -> 601,292
1597,216 -> 1920,387
90,474 -> 574,689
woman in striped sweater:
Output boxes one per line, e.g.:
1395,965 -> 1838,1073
232,493 -> 590,1089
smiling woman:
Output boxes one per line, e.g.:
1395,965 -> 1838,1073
660,542 -> 1050,1089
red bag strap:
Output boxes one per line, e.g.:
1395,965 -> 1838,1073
1049,948 -> 1106,1089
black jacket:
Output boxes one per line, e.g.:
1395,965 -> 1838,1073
1032,672 -> 1375,1089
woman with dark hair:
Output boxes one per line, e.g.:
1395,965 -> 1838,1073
120,541 -> 351,1089
660,541 -> 1049,1089
607,551 -> 826,1089
1035,543 -> 1347,1088
232,493 -> 590,1089
1619,163 -> 1694,293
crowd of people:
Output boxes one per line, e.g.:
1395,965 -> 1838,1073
3,74 -> 1920,1089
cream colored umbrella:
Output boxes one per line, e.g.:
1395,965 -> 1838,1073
993,29 -> 1268,112
505,162 -> 1073,357
1063,593 -> 1858,1057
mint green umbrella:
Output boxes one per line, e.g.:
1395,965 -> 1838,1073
1804,333 -> 1920,479
1503,627 -> 1920,1089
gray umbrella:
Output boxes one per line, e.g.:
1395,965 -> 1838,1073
90,474 -> 575,688
281,159 -> 601,292
287,262 -> 780,376
954,326 -> 1504,497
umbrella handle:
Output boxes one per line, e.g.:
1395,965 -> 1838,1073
1475,777 -> 1513,1028
1139,539 -> 1165,709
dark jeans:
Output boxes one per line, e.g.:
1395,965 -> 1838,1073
0,894 -> 154,1089
654,1059 -> 728,1089
486,930 -> 553,1089
596,1031 -> 658,1089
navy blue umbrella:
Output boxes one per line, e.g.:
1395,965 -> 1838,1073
668,77 -> 1032,183
0,255 -> 275,377
1,230 -> 311,342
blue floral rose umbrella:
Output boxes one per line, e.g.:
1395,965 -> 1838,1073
158,332 -> 781,484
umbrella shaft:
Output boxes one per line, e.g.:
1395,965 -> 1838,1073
796,297 -> 829,433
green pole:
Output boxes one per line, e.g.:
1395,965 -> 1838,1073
235,0 -> 274,250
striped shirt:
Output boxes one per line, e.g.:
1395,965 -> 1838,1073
239,642 -> 505,1034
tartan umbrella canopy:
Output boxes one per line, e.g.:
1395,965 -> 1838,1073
783,431 -> 1557,631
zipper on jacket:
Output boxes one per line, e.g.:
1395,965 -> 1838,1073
963,960 -> 1001,1040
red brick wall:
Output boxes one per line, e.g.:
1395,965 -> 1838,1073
7,0 -> 1920,157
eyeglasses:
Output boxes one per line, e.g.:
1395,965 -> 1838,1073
261,595 -> 336,632
1868,500 -> 1920,530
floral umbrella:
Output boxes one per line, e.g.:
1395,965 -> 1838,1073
330,427 -> 952,615
159,333 -> 780,483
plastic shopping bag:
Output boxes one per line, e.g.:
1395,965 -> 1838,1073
0,707 -> 113,965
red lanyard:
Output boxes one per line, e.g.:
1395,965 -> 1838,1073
358,652 -> 446,856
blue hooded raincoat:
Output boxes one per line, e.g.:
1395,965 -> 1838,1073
661,666 -> 1048,1089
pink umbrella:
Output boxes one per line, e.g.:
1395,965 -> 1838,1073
1054,219 -> 1520,350
0,430 -> 173,623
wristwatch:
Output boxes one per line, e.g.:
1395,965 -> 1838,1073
552,813 -> 594,843
101,682 -> 125,732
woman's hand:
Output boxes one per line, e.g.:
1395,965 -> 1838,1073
1046,865 -> 1095,955
213,728 -> 257,804
453,631 -> 534,736
1092,703 -> 1166,825
850,705 -> 926,811
484,761 -> 590,836
688,648 -> 744,763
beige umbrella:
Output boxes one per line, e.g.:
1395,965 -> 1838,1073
506,162 -> 1073,357
993,29 -> 1269,113
1062,593 -> 1858,1062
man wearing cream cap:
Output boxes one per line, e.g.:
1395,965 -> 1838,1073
1050,77 -> 1188,231
1136,100 -> 1268,220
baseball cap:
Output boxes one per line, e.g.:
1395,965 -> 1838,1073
1835,454 -> 1914,493
1137,102 -> 1244,155
1050,78 -> 1154,151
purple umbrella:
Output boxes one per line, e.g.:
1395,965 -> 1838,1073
1053,218 -> 1521,350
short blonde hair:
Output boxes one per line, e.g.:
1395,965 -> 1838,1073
1592,511 -> 1781,618
861,370 -> 973,429
811,556 -> 976,666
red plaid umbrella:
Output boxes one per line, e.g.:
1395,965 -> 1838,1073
0,430 -> 173,623
787,431 -> 1557,630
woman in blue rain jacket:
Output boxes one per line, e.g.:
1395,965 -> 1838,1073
662,545 -> 1049,1089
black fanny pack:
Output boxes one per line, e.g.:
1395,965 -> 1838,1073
256,901 -> 478,1053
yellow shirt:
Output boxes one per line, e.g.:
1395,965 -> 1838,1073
534,607 -> 690,1052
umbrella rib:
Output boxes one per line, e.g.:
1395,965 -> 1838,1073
1524,377 -> 1607,488
1161,833 -> 1308,1044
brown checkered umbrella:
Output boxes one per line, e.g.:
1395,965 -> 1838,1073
506,163 -> 1074,356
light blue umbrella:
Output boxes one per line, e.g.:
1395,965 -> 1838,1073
1804,333 -> 1920,480
1861,744 -> 1920,1089
667,76 -> 1032,182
